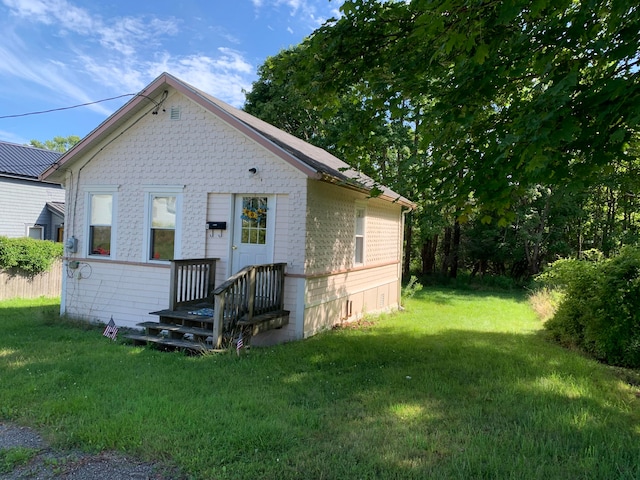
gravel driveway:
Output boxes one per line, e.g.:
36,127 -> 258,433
0,422 -> 179,479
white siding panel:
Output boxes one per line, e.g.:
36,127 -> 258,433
62,89 -> 309,335
303,264 -> 400,337
64,261 -> 170,328
0,178 -> 64,239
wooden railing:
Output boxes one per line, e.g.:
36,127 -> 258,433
211,263 -> 286,347
169,258 -> 218,310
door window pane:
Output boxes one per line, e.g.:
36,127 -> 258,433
240,197 -> 268,245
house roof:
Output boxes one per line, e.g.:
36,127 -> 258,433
46,201 -> 65,217
41,72 -> 414,208
0,141 -> 61,181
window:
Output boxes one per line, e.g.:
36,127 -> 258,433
143,187 -> 183,262
89,194 -> 112,256
240,197 -> 268,245
150,195 -> 177,260
354,206 -> 365,265
85,186 -> 117,258
27,226 -> 43,240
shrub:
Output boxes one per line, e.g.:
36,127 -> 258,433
527,287 -> 562,322
540,246 -> 640,367
401,275 -> 423,302
0,236 -> 64,275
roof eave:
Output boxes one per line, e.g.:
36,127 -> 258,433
319,172 -> 416,209
40,72 -> 323,182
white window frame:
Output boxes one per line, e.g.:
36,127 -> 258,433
85,186 -> 118,259
142,186 -> 184,263
354,203 -> 366,266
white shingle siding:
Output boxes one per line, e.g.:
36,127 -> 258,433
58,85 -> 406,342
62,91 -> 308,330
303,182 -> 404,336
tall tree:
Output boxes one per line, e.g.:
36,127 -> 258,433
297,0 -> 640,221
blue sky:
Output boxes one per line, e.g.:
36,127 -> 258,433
0,0 -> 343,145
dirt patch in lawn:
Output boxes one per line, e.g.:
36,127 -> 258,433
0,422 -> 182,479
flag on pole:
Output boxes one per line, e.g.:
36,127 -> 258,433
103,316 -> 118,341
236,332 -> 244,353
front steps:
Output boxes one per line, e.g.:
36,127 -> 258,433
124,307 -> 289,353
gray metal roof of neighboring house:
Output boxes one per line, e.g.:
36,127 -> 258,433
0,141 -> 61,180
46,201 -> 65,217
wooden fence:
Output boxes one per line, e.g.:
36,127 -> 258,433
0,259 -> 62,300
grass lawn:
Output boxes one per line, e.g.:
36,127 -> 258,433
1,290 -> 639,479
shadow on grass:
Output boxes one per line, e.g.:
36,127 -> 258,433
263,325 -> 640,479
2,298 -> 639,479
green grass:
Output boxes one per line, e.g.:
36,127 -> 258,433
0,447 -> 39,474
1,292 -> 639,479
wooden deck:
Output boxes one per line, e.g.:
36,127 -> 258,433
124,259 -> 289,353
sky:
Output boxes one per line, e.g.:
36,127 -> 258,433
0,0 -> 344,146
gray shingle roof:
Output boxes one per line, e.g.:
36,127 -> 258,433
0,141 -> 61,179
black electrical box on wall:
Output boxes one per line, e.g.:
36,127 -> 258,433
207,222 -> 227,230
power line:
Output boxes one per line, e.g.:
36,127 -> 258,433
0,93 -> 138,119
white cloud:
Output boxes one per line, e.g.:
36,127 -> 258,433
0,0 -> 255,111
0,34 -> 112,115
3,0 -> 180,57
150,50 -> 254,107
252,0 -> 344,28
0,129 -> 28,144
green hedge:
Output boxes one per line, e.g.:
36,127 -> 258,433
0,236 -> 64,275
538,246 -> 640,367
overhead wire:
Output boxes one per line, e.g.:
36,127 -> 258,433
0,92 -> 162,119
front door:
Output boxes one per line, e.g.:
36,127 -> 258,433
231,195 -> 275,272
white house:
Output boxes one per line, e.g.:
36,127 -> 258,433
41,72 -> 414,347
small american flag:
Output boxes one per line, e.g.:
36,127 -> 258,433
236,332 -> 244,352
103,317 -> 118,341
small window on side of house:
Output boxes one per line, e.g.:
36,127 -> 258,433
27,225 -> 44,240
150,195 -> 176,260
88,194 -> 113,256
354,206 -> 366,265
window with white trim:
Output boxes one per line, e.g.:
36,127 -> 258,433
88,193 -> 113,256
354,206 -> 366,265
27,225 -> 44,240
143,187 -> 183,262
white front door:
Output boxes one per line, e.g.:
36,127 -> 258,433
231,195 -> 275,272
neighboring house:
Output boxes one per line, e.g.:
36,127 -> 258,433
0,141 -> 64,241
40,72 -> 414,345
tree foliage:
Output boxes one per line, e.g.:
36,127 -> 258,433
298,0 -> 639,218
245,0 -> 640,279
29,135 -> 80,153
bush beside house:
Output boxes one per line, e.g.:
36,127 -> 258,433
0,237 -> 63,300
538,246 -> 640,367
0,236 -> 63,275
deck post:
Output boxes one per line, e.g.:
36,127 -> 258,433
169,261 -> 178,311
213,293 -> 225,348
247,267 -> 256,322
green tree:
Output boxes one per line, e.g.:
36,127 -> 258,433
29,135 -> 80,153
297,0 -> 639,220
